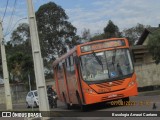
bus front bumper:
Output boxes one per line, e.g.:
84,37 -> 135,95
83,83 -> 138,105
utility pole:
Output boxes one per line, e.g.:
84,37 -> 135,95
0,18 -> 13,110
26,0 -> 49,112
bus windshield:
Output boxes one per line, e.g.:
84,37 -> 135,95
80,49 -> 133,82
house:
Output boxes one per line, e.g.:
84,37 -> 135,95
131,25 -> 160,90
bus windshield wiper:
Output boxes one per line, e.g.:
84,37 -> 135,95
92,51 -> 104,70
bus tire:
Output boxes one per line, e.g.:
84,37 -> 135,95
76,93 -> 87,112
122,97 -> 129,102
63,93 -> 71,110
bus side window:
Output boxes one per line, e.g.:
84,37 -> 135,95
65,59 -> 67,67
66,58 -> 69,68
66,57 -> 70,71
70,56 -> 74,72
68,57 -> 71,66
70,56 -> 73,66
57,62 -> 63,80
54,65 -> 58,76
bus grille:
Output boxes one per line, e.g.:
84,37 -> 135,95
96,80 -> 124,88
101,94 -> 124,101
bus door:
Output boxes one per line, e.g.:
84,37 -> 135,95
74,54 -> 85,104
64,55 -> 78,104
56,62 -> 67,101
62,62 -> 71,104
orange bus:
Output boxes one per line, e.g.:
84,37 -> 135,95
53,38 -> 138,110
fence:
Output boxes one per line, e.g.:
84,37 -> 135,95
135,62 -> 160,88
0,83 -> 27,104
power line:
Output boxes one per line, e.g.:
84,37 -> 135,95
2,0 -> 9,22
5,0 -> 17,36
4,17 -> 27,37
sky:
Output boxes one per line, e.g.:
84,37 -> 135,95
0,0 -> 160,40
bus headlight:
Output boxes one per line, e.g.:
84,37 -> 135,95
84,89 -> 95,94
128,81 -> 135,87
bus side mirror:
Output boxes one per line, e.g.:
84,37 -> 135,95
74,56 -> 79,65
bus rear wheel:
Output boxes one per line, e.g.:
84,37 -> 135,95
63,93 -> 71,110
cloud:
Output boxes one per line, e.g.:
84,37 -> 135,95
66,0 -> 160,35
1,0 -> 160,38
72,20 -> 106,35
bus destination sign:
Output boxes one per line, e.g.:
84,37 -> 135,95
81,40 -> 125,52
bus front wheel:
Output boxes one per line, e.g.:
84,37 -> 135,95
122,97 -> 130,102
76,93 -> 87,111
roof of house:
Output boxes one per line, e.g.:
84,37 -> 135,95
136,26 -> 160,45
136,28 -> 150,45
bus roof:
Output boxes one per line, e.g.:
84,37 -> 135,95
77,38 -> 128,47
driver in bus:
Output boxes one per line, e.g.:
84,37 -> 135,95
85,58 -> 96,78
116,53 -> 132,76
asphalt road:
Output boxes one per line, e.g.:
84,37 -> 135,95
1,95 -> 159,112
53,95 -> 160,112
0,94 -> 160,120
49,95 -> 160,120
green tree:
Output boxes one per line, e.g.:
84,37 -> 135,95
122,23 -> 150,45
104,20 -> 121,38
7,52 -> 36,90
81,28 -> 91,41
8,23 -> 32,55
36,2 -> 77,59
90,33 -> 104,41
6,23 -> 36,89
71,35 -> 81,45
90,20 -> 121,41
10,23 -> 30,44
147,29 -> 160,64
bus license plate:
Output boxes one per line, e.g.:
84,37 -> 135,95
108,94 -> 117,98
